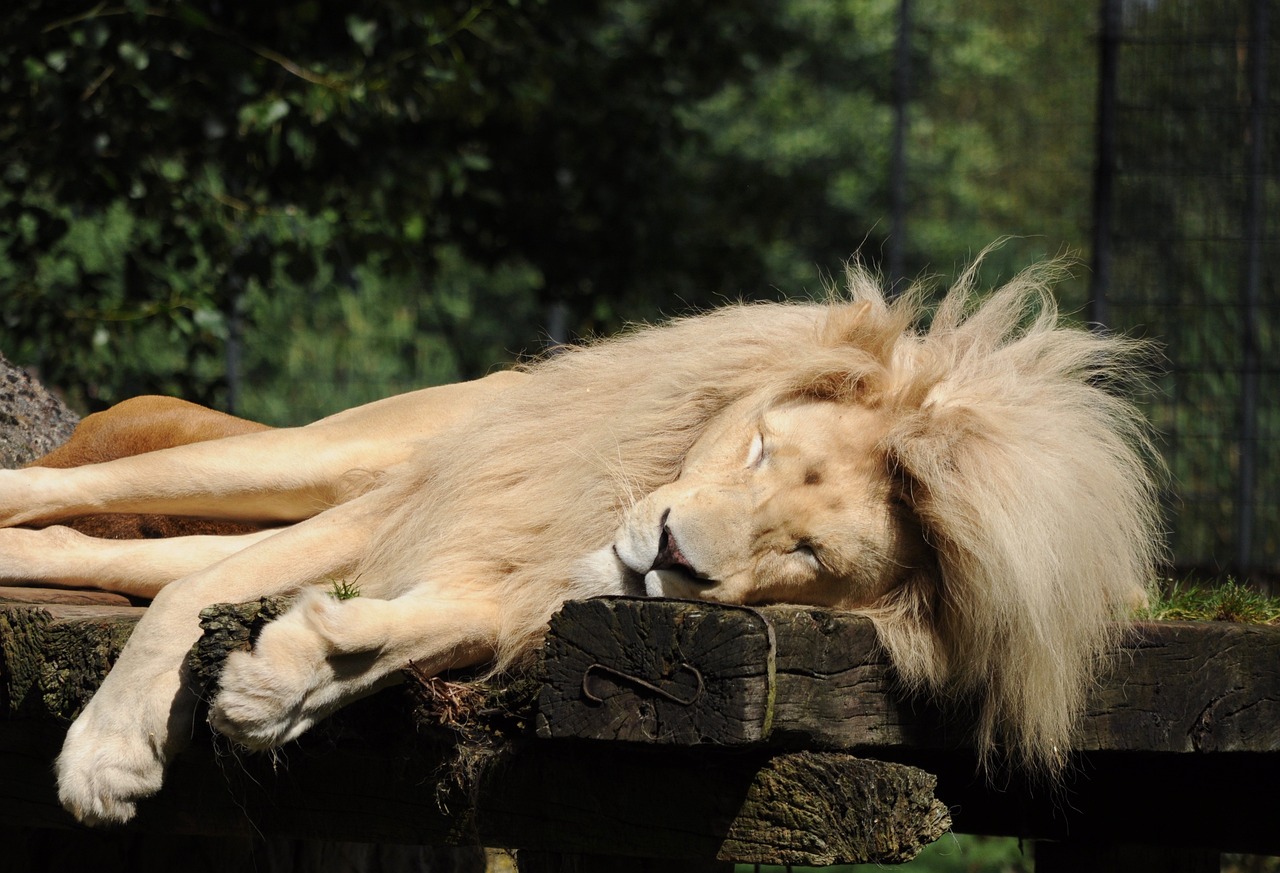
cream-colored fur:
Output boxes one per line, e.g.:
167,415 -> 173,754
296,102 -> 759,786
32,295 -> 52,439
0,260 -> 1161,825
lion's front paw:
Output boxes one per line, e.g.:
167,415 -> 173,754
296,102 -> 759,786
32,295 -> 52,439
209,649 -> 321,750
209,595 -> 339,749
56,708 -> 166,826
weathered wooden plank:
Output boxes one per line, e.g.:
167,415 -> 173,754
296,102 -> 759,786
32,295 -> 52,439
189,596 -> 292,691
13,593 -> 1276,758
1,602 -> 143,719
538,598 -> 1280,755
1082,620 -> 1280,753
0,586 -> 136,607
1,595 -> 949,864
5,593 -> 1280,855
535,598 -> 774,744
762,606 -> 953,750
471,746 -> 947,865
7,595 -> 1280,760
536,601 -> 943,748
0,715 -> 947,865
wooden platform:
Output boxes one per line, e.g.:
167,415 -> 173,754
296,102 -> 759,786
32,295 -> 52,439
2,589 -> 1278,866
539,598 -> 1280,856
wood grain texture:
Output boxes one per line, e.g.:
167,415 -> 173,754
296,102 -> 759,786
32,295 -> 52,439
1,602 -> 142,719
1082,620 -> 1280,753
539,598 -> 1280,756
468,746 -> 947,864
536,598 -> 774,744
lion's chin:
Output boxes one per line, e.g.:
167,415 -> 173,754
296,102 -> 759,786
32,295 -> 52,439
643,568 -> 715,600
575,546 -> 647,597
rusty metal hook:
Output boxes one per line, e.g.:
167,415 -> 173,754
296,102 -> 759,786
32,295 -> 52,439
581,662 -> 705,706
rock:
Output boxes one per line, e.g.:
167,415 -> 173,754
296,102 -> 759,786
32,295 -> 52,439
0,352 -> 78,469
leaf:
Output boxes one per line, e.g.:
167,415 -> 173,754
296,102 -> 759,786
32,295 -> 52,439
117,41 -> 150,71
346,15 -> 379,57
238,98 -> 292,132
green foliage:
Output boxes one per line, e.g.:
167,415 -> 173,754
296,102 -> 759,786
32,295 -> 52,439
4,0 -> 543,409
737,833 -> 1028,873
1,0 -> 814,414
238,244 -> 543,424
1,0 -> 1101,422
1143,579 -> 1280,625
680,0 -> 1098,301
328,577 -> 362,601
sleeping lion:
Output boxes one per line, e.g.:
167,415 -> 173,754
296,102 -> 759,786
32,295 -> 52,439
0,260 -> 1161,825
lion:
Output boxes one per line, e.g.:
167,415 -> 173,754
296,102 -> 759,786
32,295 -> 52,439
0,259 -> 1162,826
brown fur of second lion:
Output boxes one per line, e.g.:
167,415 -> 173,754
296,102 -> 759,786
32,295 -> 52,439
28,396 -> 271,539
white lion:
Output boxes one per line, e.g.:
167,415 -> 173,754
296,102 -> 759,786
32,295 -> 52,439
0,259 -> 1161,825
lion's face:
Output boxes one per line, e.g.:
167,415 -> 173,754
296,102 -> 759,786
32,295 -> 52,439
610,397 -> 929,609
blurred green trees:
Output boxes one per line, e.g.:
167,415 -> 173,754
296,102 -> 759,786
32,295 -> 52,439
1,0 -> 1095,423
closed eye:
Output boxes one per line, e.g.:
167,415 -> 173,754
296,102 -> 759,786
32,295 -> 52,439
746,430 -> 766,468
790,541 -> 822,569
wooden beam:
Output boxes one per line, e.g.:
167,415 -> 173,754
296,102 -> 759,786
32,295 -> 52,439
538,597 -> 1280,755
537,597 -> 1280,855
1,594 -> 949,865
0,718 -> 948,864
0,600 -> 142,719
5,593 -> 1279,854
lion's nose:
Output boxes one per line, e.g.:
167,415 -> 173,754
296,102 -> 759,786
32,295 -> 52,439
651,523 -> 700,577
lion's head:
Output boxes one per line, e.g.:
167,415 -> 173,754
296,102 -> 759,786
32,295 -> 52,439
613,395 -> 929,610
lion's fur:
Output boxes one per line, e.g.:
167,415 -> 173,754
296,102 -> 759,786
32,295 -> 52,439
355,260 -> 1162,770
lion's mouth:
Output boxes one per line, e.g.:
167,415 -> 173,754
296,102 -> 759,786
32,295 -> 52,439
650,523 -> 714,587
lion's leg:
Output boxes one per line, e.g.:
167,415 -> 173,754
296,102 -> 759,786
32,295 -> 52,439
0,525 -> 279,599
54,491 -> 383,826
1,371 -> 525,529
0,429 -> 367,528
28,395 -> 277,539
210,589 -> 500,750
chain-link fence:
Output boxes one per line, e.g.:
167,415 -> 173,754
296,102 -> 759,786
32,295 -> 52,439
1090,0 -> 1278,584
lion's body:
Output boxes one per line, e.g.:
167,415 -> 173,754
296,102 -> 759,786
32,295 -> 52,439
0,262 -> 1162,825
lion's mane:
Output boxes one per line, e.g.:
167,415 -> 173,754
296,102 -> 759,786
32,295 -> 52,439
358,260 -> 1162,771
